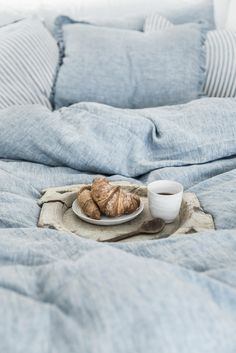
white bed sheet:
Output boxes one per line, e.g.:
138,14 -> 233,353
0,0 -> 232,30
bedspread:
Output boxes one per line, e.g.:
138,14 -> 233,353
0,98 -> 236,353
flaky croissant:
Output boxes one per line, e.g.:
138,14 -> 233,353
91,177 -> 140,217
77,186 -> 101,220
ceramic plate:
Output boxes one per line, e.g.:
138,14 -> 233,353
72,199 -> 144,226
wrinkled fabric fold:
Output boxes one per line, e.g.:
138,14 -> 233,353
0,98 -> 236,177
0,97 -> 236,352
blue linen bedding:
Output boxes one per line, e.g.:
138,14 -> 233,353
0,97 -> 236,352
53,21 -> 205,109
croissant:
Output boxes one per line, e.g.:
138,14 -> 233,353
77,186 -> 101,220
91,177 -> 140,217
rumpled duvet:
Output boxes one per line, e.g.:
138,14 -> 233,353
0,97 -> 236,353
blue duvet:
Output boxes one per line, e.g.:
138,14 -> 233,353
0,98 -> 236,353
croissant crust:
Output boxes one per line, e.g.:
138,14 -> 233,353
91,177 -> 140,217
77,186 -> 101,220
77,177 -> 140,219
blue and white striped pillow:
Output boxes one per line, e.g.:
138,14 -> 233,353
205,30 -> 236,97
144,13 -> 236,98
144,13 -> 174,32
0,18 -> 59,110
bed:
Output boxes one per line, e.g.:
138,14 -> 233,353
0,1 -> 236,352
0,98 -> 236,352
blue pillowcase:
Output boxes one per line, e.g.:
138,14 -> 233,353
53,19 -> 206,109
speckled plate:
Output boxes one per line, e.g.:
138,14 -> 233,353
72,199 -> 144,226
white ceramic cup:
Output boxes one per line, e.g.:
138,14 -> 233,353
147,180 -> 183,223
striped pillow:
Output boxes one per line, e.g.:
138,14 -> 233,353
205,30 -> 236,97
144,13 -> 174,32
0,18 -> 59,110
144,13 -> 236,98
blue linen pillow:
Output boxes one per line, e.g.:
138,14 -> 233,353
144,13 -> 236,98
53,21 -> 206,109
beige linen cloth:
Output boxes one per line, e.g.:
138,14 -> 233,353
38,182 -> 215,242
